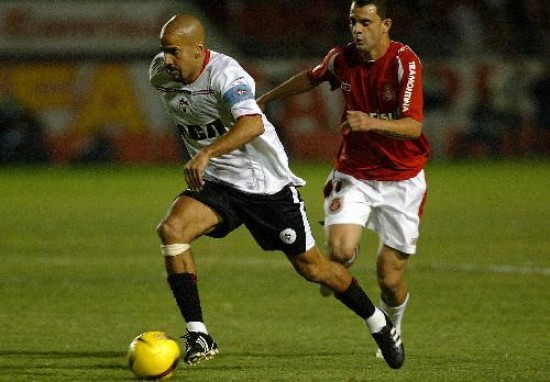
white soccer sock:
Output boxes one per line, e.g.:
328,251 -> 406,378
380,293 -> 410,334
364,308 -> 387,334
186,321 -> 208,334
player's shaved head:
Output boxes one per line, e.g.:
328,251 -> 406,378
159,13 -> 208,84
161,13 -> 205,46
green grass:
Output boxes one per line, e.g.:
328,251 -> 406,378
0,160 -> 549,381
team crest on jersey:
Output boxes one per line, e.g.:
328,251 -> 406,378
329,197 -> 342,213
383,84 -> 396,102
279,228 -> 297,245
341,82 -> 352,92
177,98 -> 190,112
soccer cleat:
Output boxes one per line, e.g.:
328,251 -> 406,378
181,331 -> 219,365
376,324 -> 401,359
370,313 -> 405,369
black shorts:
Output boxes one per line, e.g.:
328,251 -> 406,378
181,181 -> 315,256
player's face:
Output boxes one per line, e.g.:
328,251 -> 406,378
160,33 -> 201,84
349,3 -> 391,57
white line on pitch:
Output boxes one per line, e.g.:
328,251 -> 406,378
426,263 -> 550,275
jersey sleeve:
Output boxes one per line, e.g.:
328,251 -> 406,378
307,47 -> 342,91
215,63 -> 262,120
396,46 -> 423,122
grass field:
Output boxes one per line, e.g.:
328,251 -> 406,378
0,160 -> 549,381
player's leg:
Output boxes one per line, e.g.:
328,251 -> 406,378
325,223 -> 363,265
157,195 -> 222,364
287,246 -> 405,369
321,170 -> 373,295
319,223 -> 362,296
377,243 -> 410,327
374,243 -> 410,360
371,171 -> 426,359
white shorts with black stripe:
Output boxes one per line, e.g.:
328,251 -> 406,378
182,181 -> 316,256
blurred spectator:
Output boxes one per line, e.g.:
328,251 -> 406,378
448,0 -> 487,57
73,128 -> 115,164
0,84 -> 49,165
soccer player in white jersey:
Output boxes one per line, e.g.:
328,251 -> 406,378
150,13 -> 404,369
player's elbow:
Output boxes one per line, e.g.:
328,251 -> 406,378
249,115 -> 265,136
256,119 -> 265,136
408,120 -> 422,139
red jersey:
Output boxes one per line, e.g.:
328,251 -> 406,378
308,41 -> 430,181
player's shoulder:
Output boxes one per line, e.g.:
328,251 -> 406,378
207,50 -> 252,87
207,50 -> 243,74
392,41 -> 422,64
325,43 -> 356,59
320,44 -> 362,72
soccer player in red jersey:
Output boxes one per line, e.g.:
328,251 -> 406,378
258,0 -> 429,359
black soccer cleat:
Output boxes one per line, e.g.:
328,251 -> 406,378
370,313 -> 405,369
182,331 -> 219,365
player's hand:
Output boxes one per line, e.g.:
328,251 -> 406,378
341,110 -> 373,134
184,150 -> 210,191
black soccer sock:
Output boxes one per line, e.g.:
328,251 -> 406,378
335,278 -> 376,319
167,272 -> 203,323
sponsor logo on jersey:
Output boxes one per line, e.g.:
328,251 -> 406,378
279,228 -> 297,245
177,119 -> 227,141
402,61 -> 416,113
368,111 -> 397,120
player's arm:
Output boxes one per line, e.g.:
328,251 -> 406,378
184,115 -> 264,191
256,70 -> 320,109
342,111 -> 422,139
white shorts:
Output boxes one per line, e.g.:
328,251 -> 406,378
323,170 -> 427,255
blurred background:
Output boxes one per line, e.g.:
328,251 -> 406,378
0,0 -> 548,166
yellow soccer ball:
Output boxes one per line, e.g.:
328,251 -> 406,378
128,331 -> 181,380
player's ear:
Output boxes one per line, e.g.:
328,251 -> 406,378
195,43 -> 205,58
383,18 -> 392,33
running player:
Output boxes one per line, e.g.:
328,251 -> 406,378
150,13 -> 405,369
257,0 -> 429,359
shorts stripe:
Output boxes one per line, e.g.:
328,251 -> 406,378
289,186 -> 316,251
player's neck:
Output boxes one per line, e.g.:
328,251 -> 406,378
361,39 -> 390,62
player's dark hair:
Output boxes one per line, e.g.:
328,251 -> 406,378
352,0 -> 392,19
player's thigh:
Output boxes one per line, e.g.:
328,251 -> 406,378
159,195 -> 222,241
371,173 -> 426,255
233,186 -> 314,256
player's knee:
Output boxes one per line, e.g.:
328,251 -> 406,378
377,271 -> 402,294
157,218 -> 183,243
327,241 -> 356,265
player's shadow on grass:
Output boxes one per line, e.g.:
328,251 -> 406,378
0,350 -> 127,371
0,350 -> 124,358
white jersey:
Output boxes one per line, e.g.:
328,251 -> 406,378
149,50 -> 305,194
